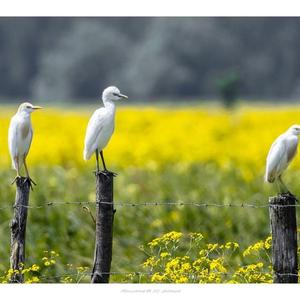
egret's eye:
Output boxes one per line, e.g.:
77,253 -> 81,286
26,106 -> 31,109
113,93 -> 119,97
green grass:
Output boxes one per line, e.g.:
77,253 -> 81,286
0,162 -> 294,282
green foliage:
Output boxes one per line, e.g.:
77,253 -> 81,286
0,162 -> 292,283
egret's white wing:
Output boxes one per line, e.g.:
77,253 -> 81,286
8,115 -> 18,169
83,108 -> 105,160
286,135 -> 298,164
265,136 -> 286,182
24,127 -> 33,157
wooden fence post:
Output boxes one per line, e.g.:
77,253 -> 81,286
10,177 -> 31,283
269,193 -> 298,283
91,172 -> 115,283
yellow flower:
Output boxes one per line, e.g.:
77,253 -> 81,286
210,258 -> 227,273
7,269 -> 14,276
199,249 -> 207,256
166,258 -> 180,269
207,243 -> 219,251
257,262 -> 264,268
243,240 -> 264,257
233,242 -> 239,250
31,264 -> 40,272
160,252 -> 170,258
76,266 -> 88,273
264,236 -> 272,250
31,276 -> 40,283
62,276 -> 73,283
162,231 -> 183,242
181,262 -> 191,272
148,238 -> 160,248
227,280 -> 238,284
225,242 -> 232,249
151,273 -> 165,282
189,232 -> 204,240
175,276 -> 189,283
143,256 -> 158,268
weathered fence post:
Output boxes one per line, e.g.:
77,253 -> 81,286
10,177 -> 31,283
269,193 -> 298,283
91,172 -> 115,283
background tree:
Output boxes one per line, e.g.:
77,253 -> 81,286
217,70 -> 240,107
0,17 -> 300,102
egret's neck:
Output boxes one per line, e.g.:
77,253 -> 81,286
18,111 -> 31,120
287,129 -> 299,137
103,99 -> 116,112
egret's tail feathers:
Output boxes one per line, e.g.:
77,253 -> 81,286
264,171 -> 275,183
83,149 -> 92,161
11,158 -> 24,170
11,157 -> 17,170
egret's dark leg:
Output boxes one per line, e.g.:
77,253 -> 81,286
278,175 -> 290,194
275,179 -> 281,194
16,157 -> 20,178
11,156 -> 21,185
278,176 -> 296,199
23,156 -> 36,190
100,150 -> 107,171
95,149 -> 100,172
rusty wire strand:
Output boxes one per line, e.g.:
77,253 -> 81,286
0,201 -> 299,211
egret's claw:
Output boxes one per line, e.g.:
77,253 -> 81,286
94,169 -> 117,177
102,169 -> 117,177
278,190 -> 298,201
11,176 -> 21,185
25,177 -> 36,191
29,177 -> 36,185
287,191 -> 298,201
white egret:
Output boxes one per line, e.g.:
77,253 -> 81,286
83,86 -> 128,172
265,124 -> 300,193
8,102 -> 42,186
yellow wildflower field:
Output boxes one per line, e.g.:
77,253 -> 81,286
0,105 -> 299,178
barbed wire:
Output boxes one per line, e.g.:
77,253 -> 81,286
0,200 -> 300,211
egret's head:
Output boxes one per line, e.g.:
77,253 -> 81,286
288,124 -> 300,135
18,102 -> 43,114
102,86 -> 128,102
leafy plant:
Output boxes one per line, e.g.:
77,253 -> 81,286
142,231 -> 274,283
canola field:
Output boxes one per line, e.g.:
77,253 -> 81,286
0,104 -> 300,283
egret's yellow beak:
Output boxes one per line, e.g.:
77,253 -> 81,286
33,105 -> 43,110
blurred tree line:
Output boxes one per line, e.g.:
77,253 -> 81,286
1,17 -> 300,103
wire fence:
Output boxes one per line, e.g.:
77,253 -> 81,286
0,200 -> 300,211
2,191 -> 299,283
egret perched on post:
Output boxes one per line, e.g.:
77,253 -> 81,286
8,102 -> 42,186
265,124 -> 300,193
83,86 -> 128,173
